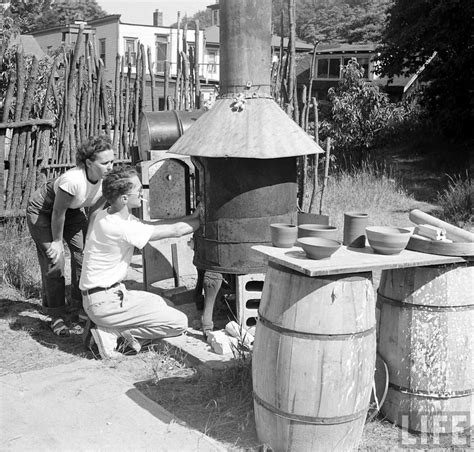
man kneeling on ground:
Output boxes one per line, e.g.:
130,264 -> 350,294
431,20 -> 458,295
79,166 -> 201,359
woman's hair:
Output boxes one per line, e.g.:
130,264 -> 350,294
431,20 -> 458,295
102,166 -> 138,203
76,135 -> 112,166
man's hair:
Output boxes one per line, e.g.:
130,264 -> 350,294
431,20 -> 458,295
76,135 -> 113,166
102,166 -> 138,203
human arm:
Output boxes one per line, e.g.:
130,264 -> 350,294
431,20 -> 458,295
148,206 -> 201,242
48,188 -> 75,264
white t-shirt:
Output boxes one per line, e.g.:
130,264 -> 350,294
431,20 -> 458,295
54,166 -> 102,209
79,209 -> 154,290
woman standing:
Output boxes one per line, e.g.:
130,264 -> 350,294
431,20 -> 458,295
26,136 -> 114,336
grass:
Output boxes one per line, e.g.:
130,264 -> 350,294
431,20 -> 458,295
137,355 -> 258,450
1,218 -> 41,299
317,160 -> 421,229
437,174 -> 473,228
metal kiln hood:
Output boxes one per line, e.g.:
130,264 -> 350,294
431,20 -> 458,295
168,0 -> 323,159
168,97 -> 324,159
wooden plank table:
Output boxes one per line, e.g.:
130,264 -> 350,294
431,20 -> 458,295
252,244 -> 471,277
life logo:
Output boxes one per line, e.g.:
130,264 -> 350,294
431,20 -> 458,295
399,412 -> 472,447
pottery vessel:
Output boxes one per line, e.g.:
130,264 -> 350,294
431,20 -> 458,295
297,212 -> 330,226
297,237 -> 341,260
366,226 -> 412,255
343,212 -> 369,248
270,223 -> 297,248
298,224 -> 339,240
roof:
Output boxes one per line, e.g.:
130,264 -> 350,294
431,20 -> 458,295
315,43 -> 376,54
204,25 -> 313,51
8,35 -> 45,58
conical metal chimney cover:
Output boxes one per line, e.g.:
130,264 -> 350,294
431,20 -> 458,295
168,0 -> 323,159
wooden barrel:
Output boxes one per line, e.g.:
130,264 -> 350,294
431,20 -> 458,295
377,263 -> 474,433
252,262 -> 376,451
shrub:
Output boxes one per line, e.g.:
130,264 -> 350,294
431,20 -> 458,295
437,175 -> 473,228
1,218 -> 41,299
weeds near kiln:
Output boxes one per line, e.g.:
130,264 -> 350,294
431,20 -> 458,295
139,353 -> 258,449
437,174 -> 473,228
1,218 -> 41,299
319,160 -> 418,229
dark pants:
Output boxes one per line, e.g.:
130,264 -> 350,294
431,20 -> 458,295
26,209 -> 87,317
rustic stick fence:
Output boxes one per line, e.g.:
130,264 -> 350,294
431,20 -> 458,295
1,19 -> 203,217
1,6 -> 325,218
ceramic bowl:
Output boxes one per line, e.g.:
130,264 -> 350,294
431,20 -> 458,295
270,223 -> 298,248
298,224 -> 339,240
365,226 -> 412,255
297,237 -> 341,260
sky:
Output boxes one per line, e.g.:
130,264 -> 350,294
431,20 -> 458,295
96,0 -> 215,27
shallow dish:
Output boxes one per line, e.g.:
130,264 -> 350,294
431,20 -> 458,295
297,237 -> 341,260
366,226 -> 412,255
298,224 -> 339,240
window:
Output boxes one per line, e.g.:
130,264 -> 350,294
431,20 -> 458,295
317,57 -> 341,79
99,38 -> 106,65
124,38 -> 137,66
207,50 -> 217,74
343,57 -> 370,78
212,9 -> 219,26
155,35 -> 168,72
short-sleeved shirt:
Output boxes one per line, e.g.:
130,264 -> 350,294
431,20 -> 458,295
79,209 -> 154,290
27,166 -> 103,216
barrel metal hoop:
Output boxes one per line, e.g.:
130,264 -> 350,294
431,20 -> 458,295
388,382 -> 474,399
258,315 -> 375,341
198,237 -> 272,245
253,392 -> 368,425
377,292 -> 474,312
172,110 -> 184,136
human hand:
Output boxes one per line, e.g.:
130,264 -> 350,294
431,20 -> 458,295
191,204 -> 202,219
46,241 -> 64,264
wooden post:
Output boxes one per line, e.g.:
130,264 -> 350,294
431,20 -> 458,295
140,43 -> 146,112
147,46 -> 156,111
194,19 -> 201,108
5,48 -> 25,210
286,0 -> 296,118
164,61 -> 170,111
0,68 -> 15,214
113,54 -> 121,149
319,137 -> 331,215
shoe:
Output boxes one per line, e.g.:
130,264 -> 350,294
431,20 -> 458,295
90,326 -> 121,359
118,331 -> 141,355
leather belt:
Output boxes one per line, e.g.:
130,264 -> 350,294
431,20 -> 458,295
82,281 -> 120,296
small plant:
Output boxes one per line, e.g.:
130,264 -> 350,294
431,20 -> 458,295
1,218 -> 41,299
437,175 -> 473,228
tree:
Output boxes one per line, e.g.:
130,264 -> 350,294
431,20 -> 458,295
170,9 -> 212,29
5,0 -> 107,33
271,0 -> 391,44
325,58 -> 408,163
376,0 -> 474,138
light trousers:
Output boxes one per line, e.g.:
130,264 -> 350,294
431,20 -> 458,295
82,283 -> 188,340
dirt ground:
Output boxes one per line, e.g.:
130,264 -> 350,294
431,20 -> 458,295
1,141 -> 472,450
